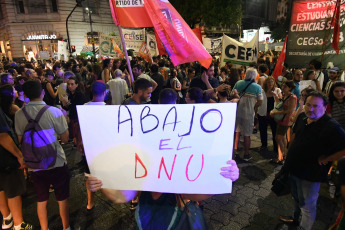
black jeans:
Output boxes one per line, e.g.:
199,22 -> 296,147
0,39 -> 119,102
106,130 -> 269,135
258,115 -> 278,152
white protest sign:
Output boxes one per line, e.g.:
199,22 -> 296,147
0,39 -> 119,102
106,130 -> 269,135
147,33 -> 159,57
122,28 -> 146,52
203,37 -> 222,53
99,34 -> 123,57
77,104 -> 236,194
220,31 -> 259,67
299,80 -> 316,92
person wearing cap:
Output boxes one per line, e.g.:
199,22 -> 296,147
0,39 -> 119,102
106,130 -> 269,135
324,67 -> 341,96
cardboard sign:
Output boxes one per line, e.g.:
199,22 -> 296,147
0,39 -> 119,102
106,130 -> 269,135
220,31 -> 259,67
77,104 -> 237,194
299,80 -> 316,92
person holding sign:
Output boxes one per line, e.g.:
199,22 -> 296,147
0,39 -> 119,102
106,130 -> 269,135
86,88 -> 239,229
302,70 -> 322,92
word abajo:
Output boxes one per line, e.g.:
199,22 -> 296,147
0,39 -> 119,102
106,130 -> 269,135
117,105 -> 224,137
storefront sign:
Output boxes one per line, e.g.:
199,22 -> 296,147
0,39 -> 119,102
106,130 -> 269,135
26,34 -> 57,40
77,104 -> 236,194
286,0 -> 345,68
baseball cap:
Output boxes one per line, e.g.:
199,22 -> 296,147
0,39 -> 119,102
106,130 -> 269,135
329,67 -> 340,73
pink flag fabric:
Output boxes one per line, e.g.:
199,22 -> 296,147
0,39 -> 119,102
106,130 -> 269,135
143,0 -> 212,68
272,35 -> 288,81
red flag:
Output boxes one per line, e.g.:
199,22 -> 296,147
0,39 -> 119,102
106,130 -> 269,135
331,0 -> 341,55
192,28 -> 203,42
143,0 -> 212,68
111,39 -> 124,59
154,30 -> 168,56
138,42 -> 153,63
272,35 -> 288,81
109,0 -> 152,27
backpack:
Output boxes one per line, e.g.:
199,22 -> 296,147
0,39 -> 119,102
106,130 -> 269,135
21,105 -> 57,169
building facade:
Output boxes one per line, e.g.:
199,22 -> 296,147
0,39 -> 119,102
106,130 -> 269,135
0,0 -> 117,61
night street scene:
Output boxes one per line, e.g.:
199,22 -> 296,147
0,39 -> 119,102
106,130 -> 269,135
0,0 -> 345,230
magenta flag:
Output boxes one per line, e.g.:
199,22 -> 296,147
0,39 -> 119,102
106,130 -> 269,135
143,0 -> 212,68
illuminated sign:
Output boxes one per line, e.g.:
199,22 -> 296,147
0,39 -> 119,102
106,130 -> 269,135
26,34 -> 57,40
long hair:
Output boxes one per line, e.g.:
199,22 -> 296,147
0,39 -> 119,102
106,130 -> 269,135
66,76 -> 82,95
329,81 -> 345,108
102,58 -> 111,70
0,84 -> 14,117
263,76 -> 277,93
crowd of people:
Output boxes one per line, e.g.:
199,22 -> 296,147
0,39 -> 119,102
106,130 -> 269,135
0,52 -> 345,230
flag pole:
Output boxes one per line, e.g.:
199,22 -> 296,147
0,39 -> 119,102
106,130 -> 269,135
117,25 -> 134,83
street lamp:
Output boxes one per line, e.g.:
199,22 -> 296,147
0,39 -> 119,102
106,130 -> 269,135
66,0 -> 84,58
85,7 -> 96,59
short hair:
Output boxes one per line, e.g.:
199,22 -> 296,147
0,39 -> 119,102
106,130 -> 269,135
245,67 -> 257,81
283,80 -> 296,90
201,63 -> 214,73
45,70 -> 54,77
134,78 -> 152,94
133,64 -> 143,71
0,73 -> 12,85
91,81 -> 106,97
64,71 -> 75,80
309,59 -> 322,69
188,68 -> 195,74
306,91 -> 328,106
159,88 -> 177,104
23,80 -> 42,100
258,64 -> 268,74
114,69 -> 122,77
150,64 -> 159,73
187,87 -> 209,103
53,63 -> 61,71
25,69 -> 34,76
220,67 -> 228,75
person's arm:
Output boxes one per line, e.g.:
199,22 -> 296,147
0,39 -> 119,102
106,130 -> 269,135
172,79 -> 179,91
314,79 -> 322,91
1,134 -> 25,169
46,82 -> 58,99
60,130 -> 69,144
201,73 -> 213,89
182,78 -> 188,90
319,149 -> 345,165
290,98 -> 305,123
86,175 -> 138,203
104,69 -> 110,83
151,79 -> 158,91
254,100 -> 263,114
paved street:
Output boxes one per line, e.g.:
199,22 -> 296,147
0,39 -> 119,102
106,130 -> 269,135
1,132 -> 341,230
